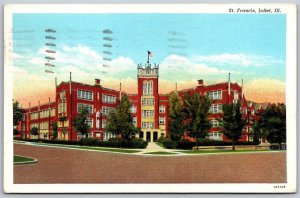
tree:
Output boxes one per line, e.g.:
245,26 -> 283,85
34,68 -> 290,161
106,94 -> 139,142
30,127 -> 39,137
13,100 -> 23,126
259,103 -> 286,149
13,128 -> 20,136
250,121 -> 262,145
221,101 -> 246,150
51,122 -> 58,140
168,92 -> 185,141
183,93 -> 211,150
73,107 -> 90,143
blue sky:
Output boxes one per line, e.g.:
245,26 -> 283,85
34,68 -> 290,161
12,13 -> 286,105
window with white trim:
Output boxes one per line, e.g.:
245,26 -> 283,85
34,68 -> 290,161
77,103 -> 93,114
159,105 -> 165,113
207,90 -> 222,100
210,118 -> 219,127
132,116 -> 137,125
143,80 -> 153,95
159,116 -> 165,124
102,94 -> 116,104
101,106 -> 115,116
142,122 -> 154,129
142,110 -> 154,118
77,90 -> 93,101
86,118 -> 93,128
142,98 -> 154,106
130,105 -> 136,113
102,119 -> 107,128
208,132 -> 222,140
209,104 -> 222,114
233,91 -> 239,104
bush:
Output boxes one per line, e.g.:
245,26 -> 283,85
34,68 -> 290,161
82,138 -> 100,146
157,136 -> 166,143
14,137 -> 148,149
177,139 -> 257,150
131,138 -> 148,148
161,138 -> 177,149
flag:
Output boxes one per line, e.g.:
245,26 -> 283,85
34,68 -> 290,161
148,51 -> 153,57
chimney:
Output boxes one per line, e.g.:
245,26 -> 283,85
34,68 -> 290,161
95,79 -> 101,86
197,79 -> 204,86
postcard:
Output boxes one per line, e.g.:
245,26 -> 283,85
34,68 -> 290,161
3,4 -> 297,193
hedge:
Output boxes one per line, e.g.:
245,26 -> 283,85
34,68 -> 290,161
13,137 -> 148,149
157,138 -> 258,150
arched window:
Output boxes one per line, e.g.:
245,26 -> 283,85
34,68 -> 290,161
143,81 -> 147,95
143,80 -> 153,95
233,91 -> 239,103
148,80 -> 153,95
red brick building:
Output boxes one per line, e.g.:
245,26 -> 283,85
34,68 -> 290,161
16,62 -> 268,142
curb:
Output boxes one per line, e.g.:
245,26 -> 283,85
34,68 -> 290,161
14,155 -> 38,165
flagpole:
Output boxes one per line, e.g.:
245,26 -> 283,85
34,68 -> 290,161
147,51 -> 149,65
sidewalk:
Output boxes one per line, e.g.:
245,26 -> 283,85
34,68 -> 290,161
136,142 -> 184,155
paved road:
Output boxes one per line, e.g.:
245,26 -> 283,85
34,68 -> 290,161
14,143 -> 286,184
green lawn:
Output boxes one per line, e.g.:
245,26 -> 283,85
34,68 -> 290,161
144,151 -> 177,155
180,149 -> 279,154
14,155 -> 36,164
45,144 -> 141,154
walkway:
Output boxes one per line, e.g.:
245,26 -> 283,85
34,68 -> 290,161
136,142 -> 183,155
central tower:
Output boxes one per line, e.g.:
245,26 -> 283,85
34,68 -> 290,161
137,62 -> 160,142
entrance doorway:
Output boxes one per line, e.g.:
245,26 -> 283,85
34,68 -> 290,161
139,131 -> 144,139
146,132 -> 151,142
153,131 -> 158,142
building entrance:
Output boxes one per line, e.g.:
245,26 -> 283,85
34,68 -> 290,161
153,132 -> 158,142
146,132 -> 151,142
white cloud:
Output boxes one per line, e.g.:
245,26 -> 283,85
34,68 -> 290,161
192,53 -> 284,67
160,54 -> 233,77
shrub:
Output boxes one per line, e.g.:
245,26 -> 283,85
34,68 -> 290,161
131,138 -> 148,148
161,138 -> 177,149
82,138 -> 100,146
157,136 -> 166,143
177,139 -> 257,150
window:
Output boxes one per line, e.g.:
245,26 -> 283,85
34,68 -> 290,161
58,102 -> 67,113
77,90 -> 93,101
208,132 -> 222,141
142,122 -> 154,129
102,106 -> 114,116
143,80 -> 153,95
77,103 -> 93,114
209,104 -> 222,114
210,118 -> 219,127
102,119 -> 107,128
30,112 -> 38,120
132,116 -> 137,125
159,117 -> 165,124
207,90 -> 222,100
142,110 -> 154,118
50,108 -> 55,117
233,91 -> 239,103
60,91 -> 66,99
103,132 -> 115,141
159,105 -> 165,113
130,105 -> 136,113
102,94 -> 116,104
86,118 -> 93,128
142,98 -> 154,106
